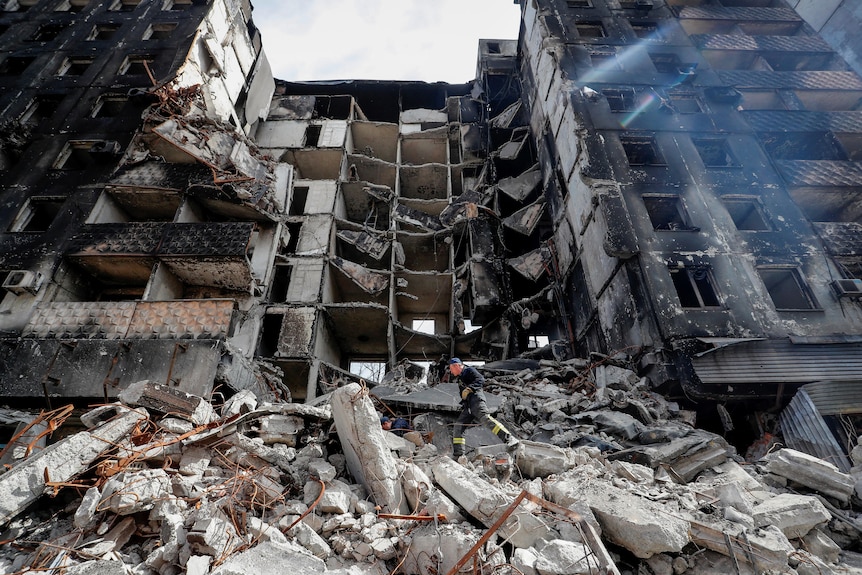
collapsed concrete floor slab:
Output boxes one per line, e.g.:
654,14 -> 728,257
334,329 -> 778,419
2,361 -> 862,575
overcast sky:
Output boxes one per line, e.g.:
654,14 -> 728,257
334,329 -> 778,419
250,0 -> 522,84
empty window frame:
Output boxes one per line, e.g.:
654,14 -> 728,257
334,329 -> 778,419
304,125 -> 322,147
91,94 -> 129,118
88,24 -> 120,40
486,42 -> 501,54
667,91 -> 702,113
289,186 -> 309,216
527,334 -> 550,348
576,21 -> 606,38
54,140 -> 111,169
643,195 -> 696,231
120,55 -> 155,76
737,90 -> 787,111
108,0 -> 140,11
56,0 -> 90,11
269,264 -> 293,302
721,196 -> 771,231
566,0 -> 592,7
621,135 -> 664,165
589,50 -> 620,69
8,197 -> 65,232
759,132 -> 847,161
693,138 -> 736,167
0,56 -> 36,75
29,23 -> 68,41
620,0 -> 652,8
631,21 -> 662,41
0,144 -> 18,170
163,0 -> 195,10
349,361 -> 387,382
57,56 -> 93,76
650,53 -> 695,75
412,319 -> 435,334
603,88 -> 636,112
669,265 -> 721,308
3,0 -> 34,11
143,23 -> 178,39
257,313 -> 283,357
758,267 -> 817,310
21,94 -> 63,126
284,221 -> 302,252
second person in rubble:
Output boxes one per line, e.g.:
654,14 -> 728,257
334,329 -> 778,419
448,357 -> 519,458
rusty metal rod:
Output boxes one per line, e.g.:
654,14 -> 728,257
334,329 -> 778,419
445,490 -> 529,575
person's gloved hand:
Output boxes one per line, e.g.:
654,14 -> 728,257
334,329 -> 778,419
461,387 -> 473,400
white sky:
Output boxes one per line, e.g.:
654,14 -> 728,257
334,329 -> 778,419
250,0 -> 523,84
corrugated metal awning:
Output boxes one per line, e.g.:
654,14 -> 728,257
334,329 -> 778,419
691,339 -> 862,386
779,382 -> 861,472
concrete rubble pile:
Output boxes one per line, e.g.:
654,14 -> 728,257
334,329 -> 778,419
2,360 -> 862,575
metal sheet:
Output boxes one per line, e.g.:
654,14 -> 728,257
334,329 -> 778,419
691,339 -> 862,385
779,386 -> 853,472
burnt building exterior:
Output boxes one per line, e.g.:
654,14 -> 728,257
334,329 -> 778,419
2,0 -> 862,458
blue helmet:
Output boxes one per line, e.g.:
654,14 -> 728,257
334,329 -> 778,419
449,357 -> 462,365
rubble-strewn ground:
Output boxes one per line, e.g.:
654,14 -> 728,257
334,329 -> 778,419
2,358 -> 862,575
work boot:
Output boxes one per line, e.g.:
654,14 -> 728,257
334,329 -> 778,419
505,435 -> 520,453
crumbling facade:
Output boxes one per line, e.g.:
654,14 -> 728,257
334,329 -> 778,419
0,0 -> 282,405
3,0 -> 862,447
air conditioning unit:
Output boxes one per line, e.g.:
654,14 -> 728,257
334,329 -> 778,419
2,270 -> 44,295
832,278 -> 862,299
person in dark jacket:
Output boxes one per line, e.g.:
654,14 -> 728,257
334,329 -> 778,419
448,357 -> 519,458
380,415 -> 411,436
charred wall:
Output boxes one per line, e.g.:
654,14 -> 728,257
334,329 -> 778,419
515,0 -> 862,404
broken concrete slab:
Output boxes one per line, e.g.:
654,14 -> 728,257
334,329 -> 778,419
118,380 -> 216,425
305,478 -> 355,514
803,528 -> 842,565
210,540 -> 326,575
765,448 -> 855,505
257,414 -> 305,446
689,521 -> 794,571
544,469 -> 689,558
64,561 -> 128,575
188,516 -> 242,557
432,456 -> 556,549
0,404 -> 148,527
287,519 -> 332,559
513,440 -> 589,478
535,539 -> 597,575
74,486 -> 102,530
100,468 -> 172,515
608,430 -> 730,482
400,523 -> 484,575
513,547 -> 539,575
330,383 -> 407,514
752,492 -> 831,539
78,516 -> 136,557
496,165 -> 542,201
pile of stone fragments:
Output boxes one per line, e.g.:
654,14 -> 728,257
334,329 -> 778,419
2,357 -> 862,575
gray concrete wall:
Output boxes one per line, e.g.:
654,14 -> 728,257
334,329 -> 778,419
789,0 -> 862,79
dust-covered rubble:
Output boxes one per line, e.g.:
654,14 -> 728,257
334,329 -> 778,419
2,359 -> 862,575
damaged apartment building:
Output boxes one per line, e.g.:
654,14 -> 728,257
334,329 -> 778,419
3,0 -> 862,473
